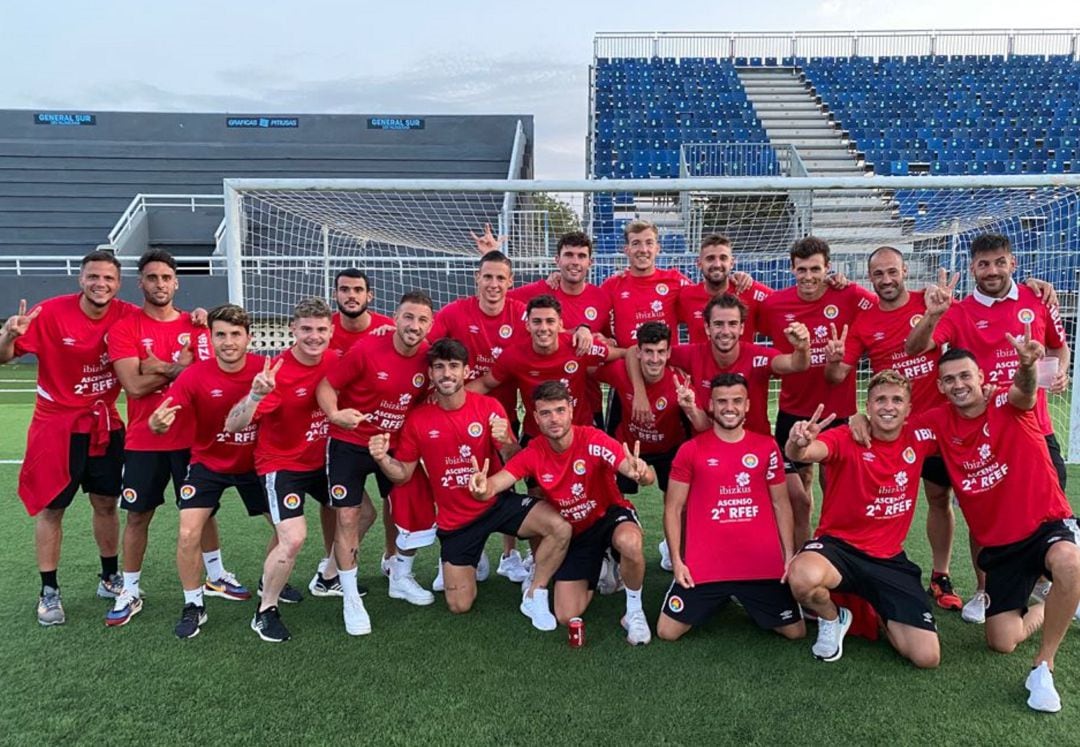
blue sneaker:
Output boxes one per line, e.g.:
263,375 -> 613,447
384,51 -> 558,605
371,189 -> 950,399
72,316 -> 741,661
105,589 -> 143,627
203,570 -> 251,601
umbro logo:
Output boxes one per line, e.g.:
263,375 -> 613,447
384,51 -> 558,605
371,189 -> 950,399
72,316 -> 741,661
377,371 -> 389,380
294,387 -> 308,397
62,337 -> 76,346
780,609 -> 794,620
210,389 -> 223,398
469,325 -> 480,334
620,292 -> 630,299
428,430 -> 441,439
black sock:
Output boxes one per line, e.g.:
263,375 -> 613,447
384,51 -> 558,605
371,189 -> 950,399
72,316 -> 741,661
41,570 -> 58,594
100,555 -> 118,580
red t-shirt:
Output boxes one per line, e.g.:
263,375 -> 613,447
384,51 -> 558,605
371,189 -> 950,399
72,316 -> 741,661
328,311 -> 395,357
252,349 -> 335,474
489,333 -> 608,438
759,284 -> 876,418
670,430 -> 787,582
508,280 -> 613,336
676,280 -> 773,344
932,285 -> 1066,435
107,311 -> 213,450
668,342 -> 779,435
504,426 -> 631,534
815,424 -> 937,558
843,290 -> 944,409
602,268 -> 691,346
14,294 -> 138,429
397,392 -> 510,531
167,354 -> 264,474
923,394 -> 1072,547
429,296 -> 527,419
593,360 -> 687,454
324,333 -> 429,448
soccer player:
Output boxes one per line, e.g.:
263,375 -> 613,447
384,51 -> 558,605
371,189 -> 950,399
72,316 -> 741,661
906,232 -> 1070,622
329,268 -> 395,356
784,372 -> 941,669
927,343 -> 1080,712
148,304 -> 269,640
0,250 -> 136,625
104,249 -> 247,627
369,338 -> 573,626
469,381 -> 656,643
676,234 -> 773,344
759,236 -> 876,545
657,373 -> 804,642
468,294 -> 620,441
223,298 -> 336,642
317,291 -> 434,633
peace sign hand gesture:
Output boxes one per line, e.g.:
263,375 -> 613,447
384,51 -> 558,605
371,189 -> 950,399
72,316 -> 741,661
2,299 -> 41,339
675,373 -> 697,410
251,357 -> 283,398
925,268 -> 960,316
788,404 -> 837,449
1006,320 -> 1045,368
824,323 -> 848,364
468,455 -> 492,499
622,440 -> 650,484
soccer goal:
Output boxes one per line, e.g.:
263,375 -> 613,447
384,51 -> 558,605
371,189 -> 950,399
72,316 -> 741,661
222,174 -> 1080,460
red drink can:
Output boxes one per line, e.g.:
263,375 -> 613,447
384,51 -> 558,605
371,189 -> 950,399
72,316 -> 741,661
568,617 -> 585,648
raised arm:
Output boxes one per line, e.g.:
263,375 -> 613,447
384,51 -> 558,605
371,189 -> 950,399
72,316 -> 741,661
772,321 -> 811,375
0,299 -> 40,364
225,356 -> 281,433
1006,322 -> 1045,411
369,432 -> 420,484
783,404 -> 835,464
906,269 -> 958,355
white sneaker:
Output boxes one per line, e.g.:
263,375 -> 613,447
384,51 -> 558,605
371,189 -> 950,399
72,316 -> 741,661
1030,580 -> 1080,622
343,595 -> 371,636
433,563 -> 445,593
477,553 -> 491,583
659,540 -> 673,572
812,607 -> 852,662
520,588 -> 557,631
597,556 -> 618,595
622,609 -> 652,645
523,552 -> 535,573
1026,661 -> 1062,712
962,590 -> 990,624
380,554 -> 392,578
389,574 -> 435,606
498,550 -> 530,583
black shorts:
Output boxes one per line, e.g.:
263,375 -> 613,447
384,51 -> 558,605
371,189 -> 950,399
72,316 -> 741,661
605,389 -> 623,437
554,505 -> 641,589
326,438 -> 393,507
47,429 -> 125,510
438,491 -> 539,567
800,535 -> 937,631
120,448 -> 191,513
518,434 -> 538,489
264,468 -> 330,525
978,518 -> 1079,618
920,455 -> 950,488
178,462 -> 267,517
1046,433 -> 1067,489
775,410 -> 848,472
661,579 -> 802,630
617,447 -> 677,494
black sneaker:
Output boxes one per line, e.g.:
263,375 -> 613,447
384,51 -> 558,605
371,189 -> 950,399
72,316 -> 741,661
309,572 -> 344,598
250,606 -> 291,642
174,603 -> 207,639
258,580 -> 304,604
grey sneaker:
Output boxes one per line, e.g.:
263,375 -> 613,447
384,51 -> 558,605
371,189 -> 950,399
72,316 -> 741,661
812,606 -> 852,662
37,586 -> 65,626
97,572 -> 123,599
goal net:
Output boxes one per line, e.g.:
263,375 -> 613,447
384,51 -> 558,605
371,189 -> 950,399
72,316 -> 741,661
222,176 -> 1080,460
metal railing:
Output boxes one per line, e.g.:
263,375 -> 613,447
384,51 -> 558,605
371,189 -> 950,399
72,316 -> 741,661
0,254 -> 228,276
107,193 -> 225,247
594,29 -> 1080,62
679,142 -> 815,178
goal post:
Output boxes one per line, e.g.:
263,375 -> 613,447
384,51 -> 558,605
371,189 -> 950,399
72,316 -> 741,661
222,174 -> 1080,461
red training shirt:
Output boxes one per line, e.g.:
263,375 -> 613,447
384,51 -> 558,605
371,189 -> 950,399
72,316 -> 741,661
253,348 -> 335,474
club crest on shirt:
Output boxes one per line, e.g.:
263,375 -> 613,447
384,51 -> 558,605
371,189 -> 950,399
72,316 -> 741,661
564,361 -> 579,374
283,493 -> 301,510
1018,308 -> 1036,324
742,454 -> 759,469
178,333 -> 191,346
499,324 -> 513,339
823,304 -> 839,320
412,373 -> 425,388
910,314 -> 923,328
902,447 -> 916,464
656,283 -> 669,296
983,423 -> 990,437
584,307 -> 598,321
573,459 -> 587,475
655,396 -> 668,411
467,422 -> 484,438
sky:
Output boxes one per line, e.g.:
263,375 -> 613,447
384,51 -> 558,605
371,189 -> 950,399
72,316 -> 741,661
4,1 -> 1080,178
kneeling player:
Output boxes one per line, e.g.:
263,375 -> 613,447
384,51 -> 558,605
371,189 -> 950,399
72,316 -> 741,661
657,373 -> 804,642
785,371 -> 940,669
150,305 -> 270,640
372,338 -> 572,625
470,381 -> 656,643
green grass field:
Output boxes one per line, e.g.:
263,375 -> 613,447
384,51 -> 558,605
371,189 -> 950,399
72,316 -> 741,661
2,363 -> 1080,745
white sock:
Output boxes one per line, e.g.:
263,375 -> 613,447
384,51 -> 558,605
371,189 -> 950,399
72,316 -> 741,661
123,571 -> 141,598
183,587 -> 204,607
203,550 -> 224,581
392,553 -> 414,580
625,586 -> 643,614
317,556 -> 329,575
339,568 -> 360,600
